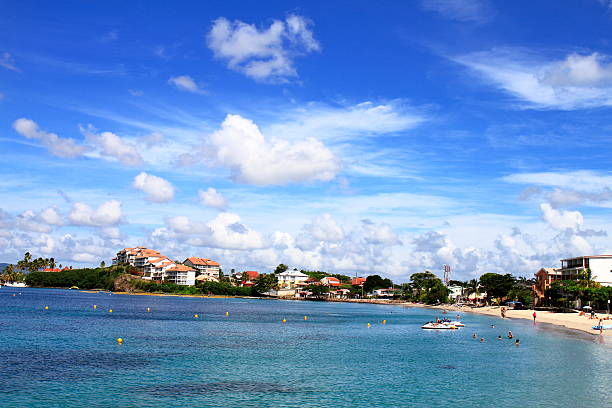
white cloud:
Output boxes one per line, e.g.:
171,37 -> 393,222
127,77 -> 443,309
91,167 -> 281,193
208,114 -> 339,185
264,101 -> 425,143
198,188 -> 228,210
0,52 -> 20,72
13,118 -> 88,158
421,0 -> 493,23
39,207 -> 63,226
165,212 -> 265,250
539,203 -> 583,232
69,200 -> 123,227
306,213 -> 345,242
207,14 -> 320,82
168,75 -> 203,93
454,49 -> 612,109
133,172 -> 175,203
100,227 -> 122,240
80,125 -> 143,166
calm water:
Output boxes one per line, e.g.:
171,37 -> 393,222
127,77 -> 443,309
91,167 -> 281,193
0,288 -> 610,407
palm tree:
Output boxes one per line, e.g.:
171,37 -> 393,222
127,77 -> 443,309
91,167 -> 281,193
465,279 -> 480,303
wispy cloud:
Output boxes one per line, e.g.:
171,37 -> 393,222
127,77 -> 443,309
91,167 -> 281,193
0,52 -> 20,72
168,75 -> 204,93
454,48 -> 612,109
421,0 -> 494,24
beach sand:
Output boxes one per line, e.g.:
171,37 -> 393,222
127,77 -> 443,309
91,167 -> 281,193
428,304 -> 612,338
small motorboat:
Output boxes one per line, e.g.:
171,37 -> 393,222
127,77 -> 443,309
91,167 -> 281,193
592,325 -> 612,330
447,320 -> 465,327
421,322 -> 458,330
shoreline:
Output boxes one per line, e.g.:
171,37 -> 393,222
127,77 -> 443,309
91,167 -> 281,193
426,304 -> 611,338
23,287 -> 612,338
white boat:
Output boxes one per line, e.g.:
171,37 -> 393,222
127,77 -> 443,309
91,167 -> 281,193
4,282 -> 27,288
421,322 -> 458,330
447,320 -> 465,327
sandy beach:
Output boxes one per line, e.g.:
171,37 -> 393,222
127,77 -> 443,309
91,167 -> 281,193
428,304 -> 612,337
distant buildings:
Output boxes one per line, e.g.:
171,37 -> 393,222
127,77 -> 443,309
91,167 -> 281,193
534,255 -> 612,306
277,270 -> 309,289
112,247 -> 219,286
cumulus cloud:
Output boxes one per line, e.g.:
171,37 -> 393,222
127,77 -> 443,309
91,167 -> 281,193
421,0 -> 494,24
539,203 -> 583,232
168,75 -> 203,93
199,188 -> 228,210
133,172 -> 175,203
306,213 -> 345,242
13,118 -> 88,158
207,14 -> 320,82
80,125 -> 143,166
454,49 -> 612,109
165,212 -> 265,250
207,114 -> 339,185
69,200 -> 123,227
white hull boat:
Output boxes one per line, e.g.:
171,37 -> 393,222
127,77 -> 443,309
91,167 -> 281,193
421,322 -> 458,330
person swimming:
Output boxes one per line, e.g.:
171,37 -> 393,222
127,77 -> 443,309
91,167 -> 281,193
497,335 -> 502,340
508,331 -> 513,339
472,333 -> 477,339
480,338 -> 485,342
491,324 -> 495,328
515,339 -> 520,346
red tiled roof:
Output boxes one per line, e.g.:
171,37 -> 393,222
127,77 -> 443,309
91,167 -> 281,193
244,270 -> 259,279
185,257 -> 220,266
351,277 -> 366,286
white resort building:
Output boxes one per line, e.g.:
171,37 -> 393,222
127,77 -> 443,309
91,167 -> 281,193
183,257 -> 221,281
112,247 -> 218,286
277,270 -> 309,289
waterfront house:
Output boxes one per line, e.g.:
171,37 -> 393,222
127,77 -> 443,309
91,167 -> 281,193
277,270 -> 309,289
113,247 -> 161,267
164,264 -> 196,286
183,257 -> 221,281
320,276 -> 341,287
369,288 -> 396,298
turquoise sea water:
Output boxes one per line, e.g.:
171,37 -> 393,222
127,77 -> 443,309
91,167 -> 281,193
0,287 -> 610,407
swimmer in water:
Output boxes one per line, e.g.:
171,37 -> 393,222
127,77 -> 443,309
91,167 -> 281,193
515,339 -> 520,346
480,338 -> 485,342
472,333 -> 477,339
491,324 -> 495,328
497,335 -> 502,340
508,331 -> 513,339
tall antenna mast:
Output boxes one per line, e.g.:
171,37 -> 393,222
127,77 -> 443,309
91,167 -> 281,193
443,264 -> 451,286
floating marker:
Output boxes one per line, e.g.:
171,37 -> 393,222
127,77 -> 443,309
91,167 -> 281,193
225,312 -> 229,316
147,307 -> 150,312
282,319 -> 287,323
109,309 -> 113,313
116,338 -> 123,344
194,314 -> 199,318
382,319 -> 387,325
367,323 -> 371,327
93,305 -> 97,309
44,306 -> 49,310
304,316 -> 308,321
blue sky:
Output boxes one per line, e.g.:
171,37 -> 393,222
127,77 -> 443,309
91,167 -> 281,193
2,0 -> 612,281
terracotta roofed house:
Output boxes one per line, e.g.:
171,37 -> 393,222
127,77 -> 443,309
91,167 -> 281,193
184,257 -> 221,281
351,277 -> 366,286
165,264 -> 196,286
320,276 -> 342,287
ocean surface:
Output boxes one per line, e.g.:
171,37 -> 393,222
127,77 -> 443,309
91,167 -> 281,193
0,287 -> 610,407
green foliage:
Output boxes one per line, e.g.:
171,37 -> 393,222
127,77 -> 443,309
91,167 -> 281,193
506,285 -> 533,306
132,279 -> 255,296
274,264 -> 288,274
25,266 -> 128,290
253,273 -> 279,294
479,273 -> 515,302
301,270 -> 327,280
363,275 -> 393,293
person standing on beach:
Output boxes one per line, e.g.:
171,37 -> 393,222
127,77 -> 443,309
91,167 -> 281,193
532,311 -> 536,322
